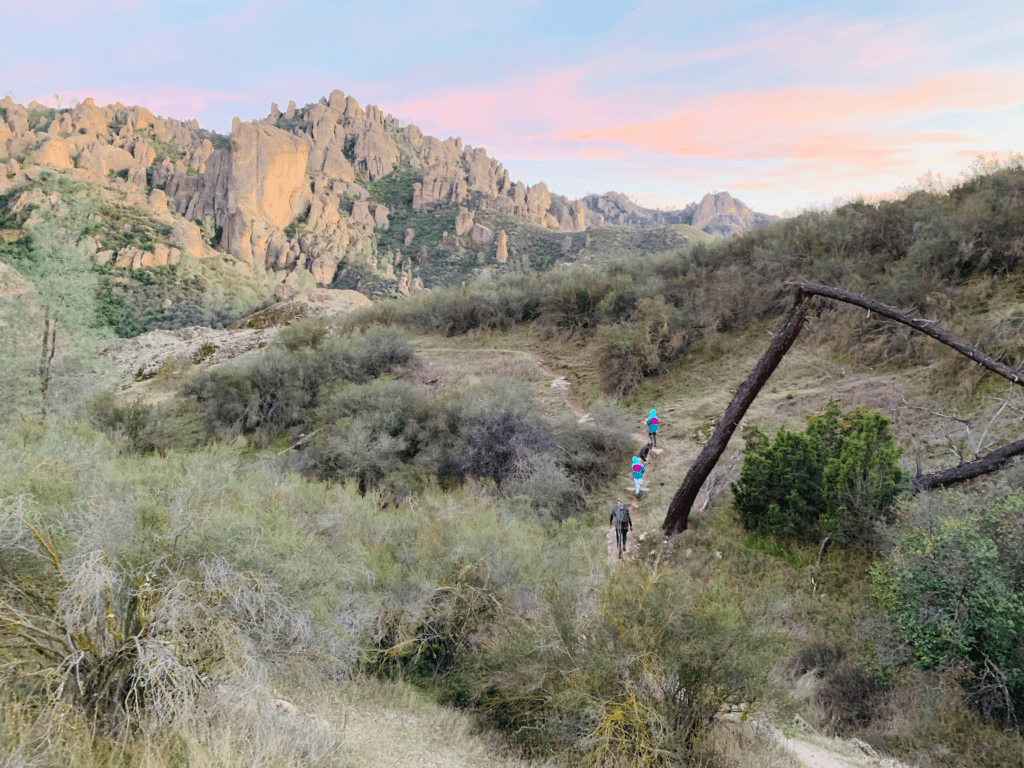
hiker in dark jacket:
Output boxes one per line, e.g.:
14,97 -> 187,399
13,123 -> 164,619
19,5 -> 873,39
610,499 -> 632,558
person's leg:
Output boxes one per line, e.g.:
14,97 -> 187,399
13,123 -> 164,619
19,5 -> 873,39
622,525 -> 629,553
634,477 -> 642,496
651,431 -> 657,447
616,526 -> 624,557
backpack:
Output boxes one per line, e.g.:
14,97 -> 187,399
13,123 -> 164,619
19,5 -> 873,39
612,502 -> 630,524
649,416 -> 658,426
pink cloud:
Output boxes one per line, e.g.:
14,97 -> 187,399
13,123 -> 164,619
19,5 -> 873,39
567,71 -> 1024,161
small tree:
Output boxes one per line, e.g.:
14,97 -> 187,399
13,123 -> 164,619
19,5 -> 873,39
0,173 -> 110,420
870,493 -> 1024,728
732,400 -> 903,548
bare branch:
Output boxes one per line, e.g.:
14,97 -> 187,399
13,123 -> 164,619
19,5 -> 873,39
787,281 -> 1024,386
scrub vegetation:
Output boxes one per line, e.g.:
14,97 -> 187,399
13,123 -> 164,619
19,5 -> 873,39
2,157 -> 1024,768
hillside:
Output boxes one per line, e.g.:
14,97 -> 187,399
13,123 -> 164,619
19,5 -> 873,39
3,93 -> 1024,768
2,150 -> 1024,768
1,89 -> 752,335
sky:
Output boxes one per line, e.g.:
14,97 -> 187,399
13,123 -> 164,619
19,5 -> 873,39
1,0 -> 1022,215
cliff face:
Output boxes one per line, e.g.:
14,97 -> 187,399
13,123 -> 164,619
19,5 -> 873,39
1,89 -> 778,305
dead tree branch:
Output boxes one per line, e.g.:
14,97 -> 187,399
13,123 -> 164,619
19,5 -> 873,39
787,281 -> 1024,386
910,437 -> 1024,493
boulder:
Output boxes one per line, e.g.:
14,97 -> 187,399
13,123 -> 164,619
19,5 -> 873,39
455,206 -> 474,236
350,200 -> 375,229
328,89 -> 346,110
305,189 -> 342,231
77,142 -> 134,178
371,203 -> 389,229
478,194 -> 514,215
309,252 -> 343,286
35,137 -> 73,170
413,161 -> 468,209
351,122 -> 400,181
6,105 -> 29,136
464,146 -> 500,196
132,139 -> 156,166
147,188 -> 170,215
152,117 -> 173,143
170,218 -> 205,258
470,223 -> 494,247
526,182 -> 551,221
0,122 -> 12,158
404,228 -> 415,247
127,106 -> 155,130
115,246 -> 147,270
6,134 -> 34,160
70,98 -> 108,135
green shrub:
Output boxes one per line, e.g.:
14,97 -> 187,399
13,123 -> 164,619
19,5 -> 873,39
302,417 -> 408,493
185,330 -> 415,441
88,392 -> 205,454
276,317 -> 330,351
870,490 -> 1024,728
456,410 -> 554,488
732,400 -> 903,548
503,453 -> 585,521
464,563 -> 781,763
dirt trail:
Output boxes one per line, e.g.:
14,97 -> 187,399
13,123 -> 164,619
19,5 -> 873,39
413,346 -> 585,417
415,343 -> 910,768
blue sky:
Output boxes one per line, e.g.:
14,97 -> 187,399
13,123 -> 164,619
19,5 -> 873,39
2,0 -> 1022,214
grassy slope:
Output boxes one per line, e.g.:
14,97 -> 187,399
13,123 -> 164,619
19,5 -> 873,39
9,258 -> 1024,768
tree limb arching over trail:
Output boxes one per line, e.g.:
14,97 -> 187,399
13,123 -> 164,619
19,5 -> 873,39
662,281 -> 1024,536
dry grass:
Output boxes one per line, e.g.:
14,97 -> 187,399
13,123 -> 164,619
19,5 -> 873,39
341,676 -> 563,768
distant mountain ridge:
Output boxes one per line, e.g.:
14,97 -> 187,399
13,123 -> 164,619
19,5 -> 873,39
583,190 -> 778,237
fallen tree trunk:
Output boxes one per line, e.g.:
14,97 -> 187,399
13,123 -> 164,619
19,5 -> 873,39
787,280 -> 1024,386
911,437 -> 1024,493
661,290 -> 808,535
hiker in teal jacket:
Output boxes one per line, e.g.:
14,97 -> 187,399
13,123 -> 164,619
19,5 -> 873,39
646,409 -> 659,447
631,456 -> 645,497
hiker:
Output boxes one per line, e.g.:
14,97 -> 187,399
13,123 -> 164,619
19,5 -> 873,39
646,409 -> 659,447
631,455 -> 645,497
610,499 -> 632,558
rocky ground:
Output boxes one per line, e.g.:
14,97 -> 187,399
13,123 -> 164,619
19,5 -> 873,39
102,288 -> 370,380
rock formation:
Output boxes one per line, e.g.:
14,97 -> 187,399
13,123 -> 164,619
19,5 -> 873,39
494,230 -> 508,263
581,190 -> 778,238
